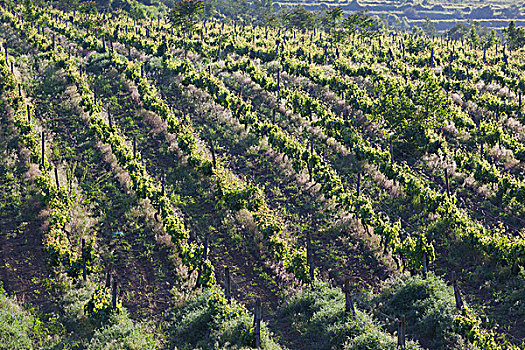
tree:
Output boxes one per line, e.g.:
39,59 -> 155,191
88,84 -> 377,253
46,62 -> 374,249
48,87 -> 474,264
263,12 -> 280,28
342,11 -> 381,39
414,70 -> 450,130
503,21 -> 525,50
468,26 -> 479,47
377,71 -> 450,152
250,0 -> 274,24
446,22 -> 469,40
168,0 -> 204,30
79,0 -> 98,16
129,0 -> 148,20
51,0 -> 79,12
422,17 -> 436,36
481,29 -> 498,49
283,6 -> 316,29
78,1 -> 103,31
375,80 -> 417,143
321,6 -> 343,32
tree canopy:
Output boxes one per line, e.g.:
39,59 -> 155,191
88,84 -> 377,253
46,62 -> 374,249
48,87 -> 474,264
342,11 -> 381,38
283,6 -> 316,29
168,0 -> 204,30
320,6 -> 343,31
503,21 -> 525,50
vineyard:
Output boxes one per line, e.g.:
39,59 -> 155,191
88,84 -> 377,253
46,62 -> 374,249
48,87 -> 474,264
0,0 -> 525,349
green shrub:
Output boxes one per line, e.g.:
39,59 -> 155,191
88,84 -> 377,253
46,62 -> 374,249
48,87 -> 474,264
84,286 -> 121,325
61,282 -> 97,333
168,288 -> 282,349
278,282 -> 423,350
0,286 -> 64,349
87,311 -> 158,350
372,273 -> 461,349
0,287 -> 37,349
344,327 -> 421,350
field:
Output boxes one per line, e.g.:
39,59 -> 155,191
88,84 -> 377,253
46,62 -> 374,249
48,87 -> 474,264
274,0 -> 525,30
0,0 -> 525,349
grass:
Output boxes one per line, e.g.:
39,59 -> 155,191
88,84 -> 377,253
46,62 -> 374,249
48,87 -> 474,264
0,286 -> 39,349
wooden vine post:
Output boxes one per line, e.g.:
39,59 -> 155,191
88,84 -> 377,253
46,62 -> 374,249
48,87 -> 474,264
161,171 -> 165,196
210,138 -> 216,169
452,271 -> 463,309
41,131 -> 45,168
357,172 -> 361,198
224,267 -> 231,303
344,279 -> 355,320
518,91 -> 522,118
111,276 -> 118,310
27,105 -> 30,123
444,168 -> 450,198
397,315 -> 406,349
54,166 -> 60,189
196,234 -> 209,289
389,137 -> 394,163
308,139 -> 313,182
277,70 -> 280,95
422,251 -> 428,278
480,139 -> 484,159
254,298 -> 261,348
307,232 -> 314,285
133,135 -> 137,159
82,238 -> 87,282
105,267 -> 111,288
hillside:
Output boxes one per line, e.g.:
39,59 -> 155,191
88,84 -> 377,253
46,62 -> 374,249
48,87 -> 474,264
0,0 -> 524,349
272,0 -> 525,31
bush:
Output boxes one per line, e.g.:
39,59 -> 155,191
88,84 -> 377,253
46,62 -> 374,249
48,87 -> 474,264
0,286 -> 62,349
277,282 -> 423,350
0,287 -> 37,349
84,286 -> 121,326
372,273 -> 461,349
344,327 -> 421,350
168,288 -> 282,349
60,282 -> 98,335
87,311 -> 158,350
